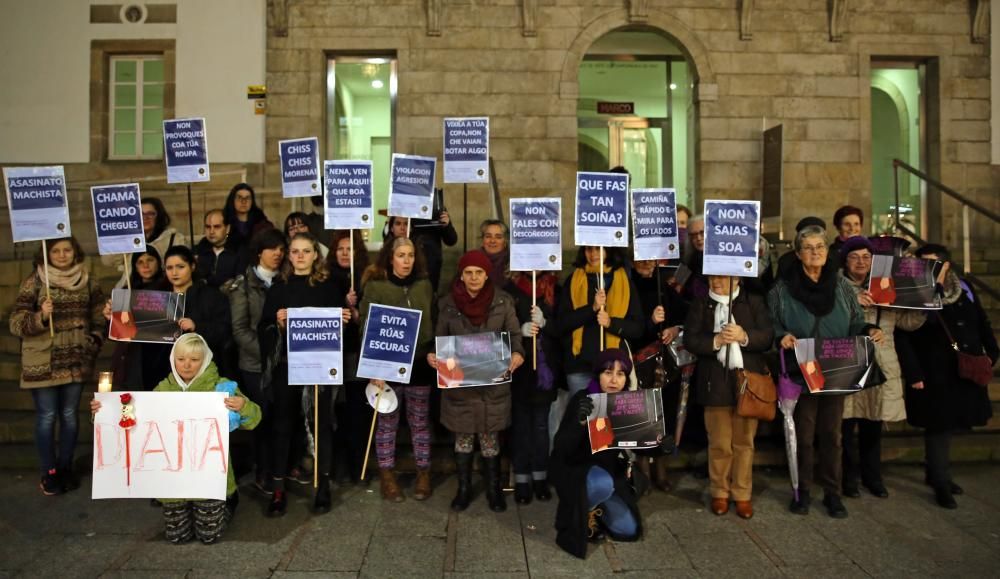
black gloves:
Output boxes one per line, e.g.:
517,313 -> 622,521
577,395 -> 595,424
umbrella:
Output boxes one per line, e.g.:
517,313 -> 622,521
672,365 -> 694,455
777,352 -> 803,501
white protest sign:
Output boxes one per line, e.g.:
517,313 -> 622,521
702,200 -> 761,277
287,307 -> 343,385
388,154 -> 436,219
324,160 -> 373,230
631,188 -> 679,261
90,184 -> 146,255
509,198 -> 562,271
357,304 -> 423,383
92,391 -> 229,500
279,137 -> 322,198
3,166 -> 71,242
574,171 -> 629,247
163,118 -> 209,183
443,117 -> 489,184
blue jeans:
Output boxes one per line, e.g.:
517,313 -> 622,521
32,383 -> 83,474
587,465 -> 638,539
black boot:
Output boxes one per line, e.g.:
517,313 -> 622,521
789,489 -> 810,515
451,452 -> 473,512
312,474 -> 332,514
514,482 -> 532,505
483,456 -> 507,513
267,479 -> 287,518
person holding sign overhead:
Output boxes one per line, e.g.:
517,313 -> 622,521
259,232 -> 351,516
359,236 -> 436,501
767,225 -> 884,519
430,250 -> 525,513
10,237 -> 106,495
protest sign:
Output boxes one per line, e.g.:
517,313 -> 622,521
279,137 -> 321,198
108,289 -> 185,344
868,235 -> 911,256
435,332 -> 512,388
574,171 -> 629,247
631,188 -> 679,261
702,200 -> 760,277
3,166 -> 71,243
90,184 -> 145,255
793,336 -> 876,394
357,304 -> 422,383
287,308 -> 343,385
92,391 -> 229,500
443,117 -> 489,184
163,118 -> 209,183
388,154 -> 436,219
324,160 -> 373,230
509,198 -> 561,271
585,389 -> 666,454
868,255 -> 942,310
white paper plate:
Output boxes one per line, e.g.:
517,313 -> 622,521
365,382 -> 398,414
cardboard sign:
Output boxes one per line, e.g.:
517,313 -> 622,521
279,137 -> 321,198
443,117 -> 489,184
435,332 -> 511,388
287,307 -> 343,385
702,200 -> 760,277
868,255 -> 943,310
357,304 -> 423,383
585,389 -> 666,454
509,198 -> 562,271
574,171 -> 629,247
793,337 -> 876,394
92,392 -> 229,500
388,154 -> 436,219
631,188 -> 679,261
90,184 -> 145,255
324,160 -> 373,230
108,289 -> 185,344
163,118 -> 209,183
3,166 -> 71,242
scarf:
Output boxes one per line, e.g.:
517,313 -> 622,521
709,287 -> 744,370
513,272 -> 556,307
939,269 -> 963,305
255,265 -> 278,288
389,270 -> 418,287
785,258 -> 839,316
484,248 -> 509,283
570,264 -> 630,355
451,277 -> 494,326
38,262 -> 88,292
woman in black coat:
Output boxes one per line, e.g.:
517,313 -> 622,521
895,245 -> 998,509
551,349 -> 643,559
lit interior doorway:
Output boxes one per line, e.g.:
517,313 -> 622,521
326,56 -> 396,241
870,61 -> 926,236
577,30 -> 694,207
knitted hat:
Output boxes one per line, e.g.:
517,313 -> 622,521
457,250 -> 493,276
795,216 -> 826,232
592,348 -> 633,376
840,236 -> 875,266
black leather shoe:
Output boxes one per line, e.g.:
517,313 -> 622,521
268,490 -> 288,518
514,482 -> 532,505
925,476 -> 964,495
533,480 -> 552,502
863,480 -> 889,498
312,477 -> 332,515
822,493 -> 848,519
789,490 -> 810,515
934,486 -> 958,509
842,484 -> 861,499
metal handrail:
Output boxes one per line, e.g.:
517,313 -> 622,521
891,158 -> 1000,304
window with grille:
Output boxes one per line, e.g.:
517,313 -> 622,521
109,56 -> 165,159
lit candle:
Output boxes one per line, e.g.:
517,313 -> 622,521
98,371 -> 113,393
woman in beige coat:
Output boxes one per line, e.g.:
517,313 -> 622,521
839,237 -> 925,499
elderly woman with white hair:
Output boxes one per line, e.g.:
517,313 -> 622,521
768,224 -> 884,519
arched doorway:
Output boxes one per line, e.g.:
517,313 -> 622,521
576,28 -> 697,207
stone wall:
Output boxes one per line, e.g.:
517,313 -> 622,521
266,0 -> 997,253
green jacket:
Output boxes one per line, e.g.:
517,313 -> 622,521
154,362 -> 261,500
358,274 -> 436,361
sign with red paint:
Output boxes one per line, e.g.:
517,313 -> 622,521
91,392 -> 230,500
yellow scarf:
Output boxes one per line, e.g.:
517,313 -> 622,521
570,264 -> 630,355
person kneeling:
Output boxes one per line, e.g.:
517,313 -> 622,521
91,333 -> 261,544
550,349 -> 642,559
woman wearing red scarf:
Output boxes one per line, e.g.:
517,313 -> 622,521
430,250 -> 525,512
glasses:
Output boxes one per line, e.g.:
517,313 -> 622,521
689,230 -> 705,238
800,244 -> 828,253
142,211 -> 157,219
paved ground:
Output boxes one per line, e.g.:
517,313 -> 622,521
1,464 -> 999,578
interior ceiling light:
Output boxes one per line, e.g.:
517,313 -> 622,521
669,83 -> 677,90
371,79 -> 384,89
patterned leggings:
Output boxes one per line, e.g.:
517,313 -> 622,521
162,499 -> 230,544
454,431 -> 500,457
376,385 -> 431,469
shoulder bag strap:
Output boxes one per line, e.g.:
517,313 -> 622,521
934,312 -> 960,352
